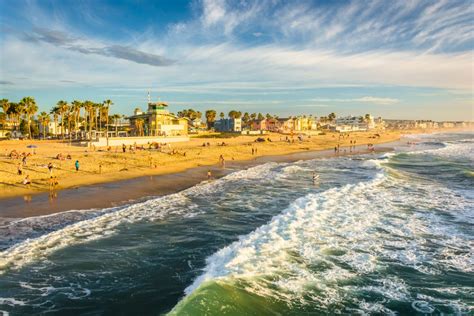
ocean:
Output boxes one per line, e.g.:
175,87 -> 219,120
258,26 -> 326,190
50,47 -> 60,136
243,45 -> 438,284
0,132 -> 472,315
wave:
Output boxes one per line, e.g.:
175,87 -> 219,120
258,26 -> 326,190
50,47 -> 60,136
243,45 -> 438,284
171,156 -> 473,314
0,162 -> 285,274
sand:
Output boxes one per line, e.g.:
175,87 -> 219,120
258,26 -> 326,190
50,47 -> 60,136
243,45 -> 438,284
0,129 -> 452,200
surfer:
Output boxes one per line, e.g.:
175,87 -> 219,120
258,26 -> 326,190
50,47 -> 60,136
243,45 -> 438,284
312,172 -> 320,183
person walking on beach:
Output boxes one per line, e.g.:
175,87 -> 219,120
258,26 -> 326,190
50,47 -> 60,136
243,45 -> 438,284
219,155 -> 225,168
48,162 -> 54,175
17,163 -> 23,175
207,170 -> 212,179
75,160 -> 80,172
122,144 -> 126,153
22,156 -> 27,166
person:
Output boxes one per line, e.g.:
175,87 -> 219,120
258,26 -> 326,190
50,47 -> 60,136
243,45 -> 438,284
334,146 -> 337,154
48,162 -> 53,175
219,154 -> 225,168
17,163 -> 23,175
207,170 -> 212,179
122,144 -> 126,153
22,156 -> 27,166
49,176 -> 55,190
312,172 -> 319,183
75,160 -> 80,171
252,148 -> 254,155
23,175 -> 31,187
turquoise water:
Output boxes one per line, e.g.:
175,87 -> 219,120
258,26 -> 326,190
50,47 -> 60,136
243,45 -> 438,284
0,132 -> 473,315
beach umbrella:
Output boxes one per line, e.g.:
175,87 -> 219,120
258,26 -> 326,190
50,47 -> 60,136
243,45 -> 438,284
26,144 -> 38,154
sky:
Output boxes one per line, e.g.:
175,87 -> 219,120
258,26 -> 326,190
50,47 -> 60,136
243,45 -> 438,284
0,0 -> 473,121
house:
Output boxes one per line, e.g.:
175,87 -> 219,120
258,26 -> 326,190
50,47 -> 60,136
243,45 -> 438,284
214,118 -> 242,132
127,101 -> 188,136
333,115 -> 376,132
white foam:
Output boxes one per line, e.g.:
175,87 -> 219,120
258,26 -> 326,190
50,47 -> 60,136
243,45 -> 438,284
0,161 -> 283,274
181,157 -> 472,310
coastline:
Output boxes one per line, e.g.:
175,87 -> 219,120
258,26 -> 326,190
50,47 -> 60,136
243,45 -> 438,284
0,130 -> 405,199
0,128 -> 467,219
0,141 -> 398,220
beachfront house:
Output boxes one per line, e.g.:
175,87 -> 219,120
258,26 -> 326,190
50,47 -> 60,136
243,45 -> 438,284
214,118 -> 242,132
332,115 -> 376,132
127,101 -> 188,137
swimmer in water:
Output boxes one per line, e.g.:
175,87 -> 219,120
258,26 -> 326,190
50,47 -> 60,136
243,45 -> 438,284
312,172 -> 320,183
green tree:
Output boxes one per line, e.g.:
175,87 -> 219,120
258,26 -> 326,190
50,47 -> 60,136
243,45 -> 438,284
83,100 -> 95,140
205,110 -> 217,129
0,99 -> 10,124
257,113 -> 264,121
242,112 -> 250,127
103,99 -> 113,145
71,100 -> 82,138
50,107 -> 60,137
38,112 -> 50,139
328,112 -> 336,122
20,97 -> 38,139
56,100 -> 69,139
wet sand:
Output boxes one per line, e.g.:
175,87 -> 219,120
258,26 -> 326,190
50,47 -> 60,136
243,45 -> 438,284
0,143 -> 396,220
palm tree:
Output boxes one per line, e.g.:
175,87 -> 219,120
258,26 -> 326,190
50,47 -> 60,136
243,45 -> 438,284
56,100 -> 69,139
38,112 -> 50,139
205,110 -> 217,129
83,101 -> 95,140
112,114 -> 121,137
71,100 -> 82,139
20,97 -> 38,139
0,99 -> 10,125
103,99 -> 113,146
50,107 -> 60,137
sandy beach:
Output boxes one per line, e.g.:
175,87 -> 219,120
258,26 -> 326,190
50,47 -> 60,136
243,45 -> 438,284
0,130 -> 407,199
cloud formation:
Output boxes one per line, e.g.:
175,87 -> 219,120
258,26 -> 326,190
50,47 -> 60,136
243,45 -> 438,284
23,28 -> 175,67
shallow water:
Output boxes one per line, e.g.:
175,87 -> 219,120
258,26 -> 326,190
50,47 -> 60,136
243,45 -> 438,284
0,132 -> 473,315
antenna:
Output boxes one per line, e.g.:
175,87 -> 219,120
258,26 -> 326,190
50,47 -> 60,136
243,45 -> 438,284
147,91 -> 151,103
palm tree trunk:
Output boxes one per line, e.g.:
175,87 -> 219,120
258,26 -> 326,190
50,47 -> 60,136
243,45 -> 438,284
106,113 -> 109,146
27,114 -> 32,139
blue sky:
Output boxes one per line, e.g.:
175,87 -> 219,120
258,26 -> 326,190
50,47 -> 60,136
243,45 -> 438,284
0,0 -> 472,120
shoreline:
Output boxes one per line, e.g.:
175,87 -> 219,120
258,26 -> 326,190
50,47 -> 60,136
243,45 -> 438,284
0,142 -> 398,220
0,130 -> 405,199
0,128 -> 468,219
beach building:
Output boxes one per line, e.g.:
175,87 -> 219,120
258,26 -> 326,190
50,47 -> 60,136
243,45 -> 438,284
333,115 -> 376,132
214,118 -> 242,132
294,116 -> 318,131
127,101 -> 188,136
39,121 -> 60,137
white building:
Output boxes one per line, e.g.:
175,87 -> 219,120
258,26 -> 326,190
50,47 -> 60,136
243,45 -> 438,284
333,115 -> 375,132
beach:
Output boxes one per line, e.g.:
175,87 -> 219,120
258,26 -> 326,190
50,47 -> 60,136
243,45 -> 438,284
0,130 -> 405,200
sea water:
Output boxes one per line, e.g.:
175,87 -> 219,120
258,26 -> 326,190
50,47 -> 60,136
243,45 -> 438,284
0,132 -> 472,315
